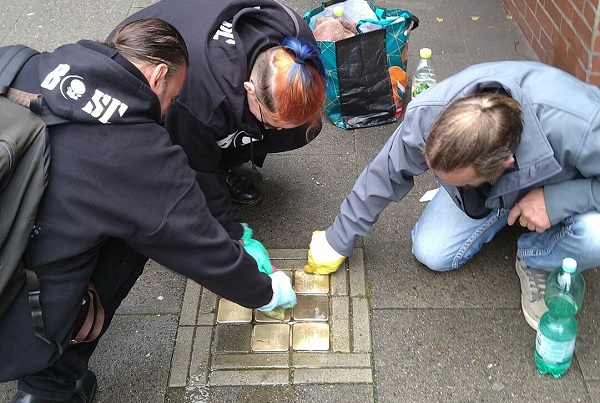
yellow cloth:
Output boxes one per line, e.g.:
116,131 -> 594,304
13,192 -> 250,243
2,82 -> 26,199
303,230 -> 346,275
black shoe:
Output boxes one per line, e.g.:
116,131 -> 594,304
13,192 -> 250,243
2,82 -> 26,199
74,370 -> 97,403
11,370 -> 97,403
10,390 -> 71,403
222,168 -> 263,206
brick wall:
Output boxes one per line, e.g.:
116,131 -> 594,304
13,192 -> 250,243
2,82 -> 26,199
502,0 -> 600,86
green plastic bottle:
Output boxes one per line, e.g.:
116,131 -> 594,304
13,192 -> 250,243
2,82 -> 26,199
534,257 -> 585,378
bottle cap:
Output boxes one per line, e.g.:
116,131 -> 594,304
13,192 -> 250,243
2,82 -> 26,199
562,257 -> 577,273
419,48 -> 433,59
333,5 -> 344,17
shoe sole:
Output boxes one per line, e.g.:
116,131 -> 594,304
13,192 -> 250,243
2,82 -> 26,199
232,195 -> 263,207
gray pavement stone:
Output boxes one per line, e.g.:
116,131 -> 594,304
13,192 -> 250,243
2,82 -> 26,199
330,296 -> 351,352
206,384 -> 374,403
576,269 -> 600,381
240,153 -> 359,249
330,261 -> 348,296
117,260 -> 186,315
212,353 -> 289,370
209,369 -> 289,386
197,288 -> 218,326
180,280 -> 201,326
292,352 -> 371,368
189,326 -> 213,387
349,248 -> 366,297
351,297 -> 371,353
90,314 -> 178,403
2,0 -> 132,50
293,368 -> 373,384
372,309 -> 589,402
169,326 -> 195,388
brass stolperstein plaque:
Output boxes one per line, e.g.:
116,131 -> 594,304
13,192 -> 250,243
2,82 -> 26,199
216,299 -> 253,323
251,324 -> 290,352
294,271 -> 329,294
292,322 -> 330,351
293,295 -> 329,322
255,309 -> 292,323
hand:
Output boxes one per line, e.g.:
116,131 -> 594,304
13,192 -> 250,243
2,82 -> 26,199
507,188 -> 551,232
240,223 -> 274,275
304,230 -> 346,275
258,270 -> 297,311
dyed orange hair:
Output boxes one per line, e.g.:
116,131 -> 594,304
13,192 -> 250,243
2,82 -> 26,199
252,37 -> 325,135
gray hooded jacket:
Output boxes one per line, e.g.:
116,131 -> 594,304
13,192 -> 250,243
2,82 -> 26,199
326,61 -> 600,256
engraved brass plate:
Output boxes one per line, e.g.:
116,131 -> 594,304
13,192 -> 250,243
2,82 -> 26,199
292,322 -> 330,351
294,271 -> 329,294
255,308 -> 291,323
293,295 -> 329,321
251,324 -> 290,352
216,299 -> 252,323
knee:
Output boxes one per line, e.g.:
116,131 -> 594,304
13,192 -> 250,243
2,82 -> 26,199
571,213 -> 600,253
412,242 -> 455,272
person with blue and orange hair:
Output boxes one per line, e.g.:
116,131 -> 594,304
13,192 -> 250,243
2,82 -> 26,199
112,0 -> 326,249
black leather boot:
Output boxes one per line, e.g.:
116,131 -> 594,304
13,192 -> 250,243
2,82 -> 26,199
11,370 -> 97,403
222,168 -> 262,206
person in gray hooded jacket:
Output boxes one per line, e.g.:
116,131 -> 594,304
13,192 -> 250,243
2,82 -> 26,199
304,60 -> 600,331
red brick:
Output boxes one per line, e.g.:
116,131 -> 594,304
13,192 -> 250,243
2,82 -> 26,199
567,48 -> 586,79
524,5 -> 542,39
560,17 -> 578,49
594,36 -> 600,53
569,0 -> 585,14
530,36 -> 548,62
571,10 -> 593,48
536,6 -> 557,38
592,55 -> 600,72
551,27 -> 569,59
553,55 -> 572,75
582,1 -> 597,28
544,0 -> 563,27
539,27 -> 557,63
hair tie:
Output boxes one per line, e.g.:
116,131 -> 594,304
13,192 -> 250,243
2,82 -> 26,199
294,57 -> 305,65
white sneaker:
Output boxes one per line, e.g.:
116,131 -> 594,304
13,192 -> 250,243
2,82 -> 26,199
515,254 -> 550,330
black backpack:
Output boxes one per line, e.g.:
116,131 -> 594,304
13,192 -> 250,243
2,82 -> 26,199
0,45 -> 68,351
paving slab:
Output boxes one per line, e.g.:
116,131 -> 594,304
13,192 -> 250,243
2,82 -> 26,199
372,309 -> 591,403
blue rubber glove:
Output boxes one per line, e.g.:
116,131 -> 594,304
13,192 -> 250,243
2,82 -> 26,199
240,223 -> 274,275
258,270 -> 297,311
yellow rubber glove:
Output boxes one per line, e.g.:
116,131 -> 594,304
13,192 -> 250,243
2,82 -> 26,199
304,230 -> 346,275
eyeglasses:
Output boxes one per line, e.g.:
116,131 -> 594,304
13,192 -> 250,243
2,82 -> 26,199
251,79 -> 279,130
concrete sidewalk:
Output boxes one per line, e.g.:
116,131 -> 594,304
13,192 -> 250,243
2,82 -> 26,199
2,0 -> 599,402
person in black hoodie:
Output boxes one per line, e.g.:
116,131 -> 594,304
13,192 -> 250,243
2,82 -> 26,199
0,18 -> 296,403
113,0 -> 326,243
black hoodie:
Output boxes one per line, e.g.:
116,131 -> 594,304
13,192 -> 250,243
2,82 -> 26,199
114,0 -> 317,239
0,40 -> 271,370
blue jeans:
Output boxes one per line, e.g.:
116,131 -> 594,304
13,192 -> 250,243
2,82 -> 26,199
411,188 -> 600,272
